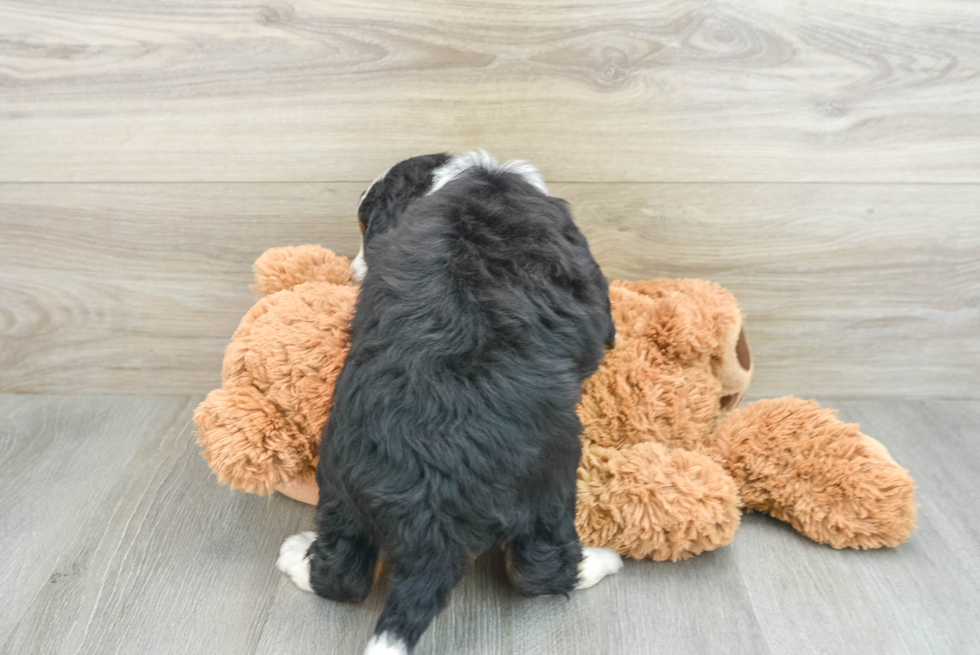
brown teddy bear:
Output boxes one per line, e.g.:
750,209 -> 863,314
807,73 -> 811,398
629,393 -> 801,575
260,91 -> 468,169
195,245 -> 916,561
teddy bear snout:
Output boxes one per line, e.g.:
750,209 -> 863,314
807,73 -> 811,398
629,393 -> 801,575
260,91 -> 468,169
717,325 -> 753,413
736,328 -> 750,371
720,392 -> 743,411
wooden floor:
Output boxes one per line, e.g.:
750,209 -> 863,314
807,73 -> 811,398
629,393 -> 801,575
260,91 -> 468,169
1,394 -> 977,655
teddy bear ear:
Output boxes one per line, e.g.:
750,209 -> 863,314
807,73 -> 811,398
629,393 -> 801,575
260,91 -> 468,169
611,279 -> 742,360
251,245 -> 353,295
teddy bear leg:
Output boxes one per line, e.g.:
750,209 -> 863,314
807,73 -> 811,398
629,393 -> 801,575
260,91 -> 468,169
275,466 -> 319,505
713,397 -> 917,549
577,442 -> 742,561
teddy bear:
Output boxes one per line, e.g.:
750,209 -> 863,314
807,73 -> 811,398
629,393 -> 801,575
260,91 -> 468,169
194,245 -> 916,561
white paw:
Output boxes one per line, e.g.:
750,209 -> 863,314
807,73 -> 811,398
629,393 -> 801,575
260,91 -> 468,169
576,547 -> 623,590
277,531 -> 316,592
364,632 -> 408,655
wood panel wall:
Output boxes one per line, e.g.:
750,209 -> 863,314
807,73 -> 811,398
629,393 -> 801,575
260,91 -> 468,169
1,0 -> 978,397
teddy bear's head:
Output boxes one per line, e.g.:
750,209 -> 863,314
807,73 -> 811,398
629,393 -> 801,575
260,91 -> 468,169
195,246 -> 356,498
578,279 -> 753,454
571,279 -> 755,560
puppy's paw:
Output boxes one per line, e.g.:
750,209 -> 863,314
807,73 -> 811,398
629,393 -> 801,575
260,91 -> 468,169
576,547 -> 623,590
364,632 -> 408,655
277,531 -> 316,592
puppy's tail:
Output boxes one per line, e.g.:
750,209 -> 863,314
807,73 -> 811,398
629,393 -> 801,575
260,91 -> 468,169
363,549 -> 467,654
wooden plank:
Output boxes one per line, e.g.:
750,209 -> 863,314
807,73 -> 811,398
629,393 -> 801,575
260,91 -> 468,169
256,552 -> 515,655
1,0 -> 979,182
259,546 -> 770,655
0,394 -> 315,655
0,183 -> 362,395
734,400 -> 980,654
839,400 -> 980,584
567,183 -> 980,400
1,182 -> 976,398
3,396 -> 978,654
507,550 -> 768,655
0,395 -> 191,645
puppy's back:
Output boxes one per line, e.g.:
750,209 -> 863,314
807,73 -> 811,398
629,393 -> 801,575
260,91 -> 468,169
322,166 -> 613,653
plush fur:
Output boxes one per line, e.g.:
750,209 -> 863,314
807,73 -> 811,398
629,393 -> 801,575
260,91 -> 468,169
293,153 -> 618,651
195,248 -> 917,564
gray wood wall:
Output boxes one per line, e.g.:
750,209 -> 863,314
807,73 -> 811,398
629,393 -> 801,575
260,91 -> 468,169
1,0 -> 978,398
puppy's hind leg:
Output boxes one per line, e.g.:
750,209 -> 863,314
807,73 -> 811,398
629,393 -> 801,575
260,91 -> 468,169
278,495 -> 378,603
507,480 -> 622,596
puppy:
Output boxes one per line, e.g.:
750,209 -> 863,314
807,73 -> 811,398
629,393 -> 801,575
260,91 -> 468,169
278,151 -> 622,655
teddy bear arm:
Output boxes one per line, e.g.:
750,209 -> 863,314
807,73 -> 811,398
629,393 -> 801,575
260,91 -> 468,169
275,466 -> 319,505
576,441 -> 741,561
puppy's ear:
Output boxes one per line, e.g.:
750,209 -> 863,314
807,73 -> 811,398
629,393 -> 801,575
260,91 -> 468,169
365,202 -> 394,239
360,152 -> 453,239
359,184 -> 397,240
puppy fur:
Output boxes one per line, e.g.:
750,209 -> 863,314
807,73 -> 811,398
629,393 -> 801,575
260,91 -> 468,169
287,152 -> 618,653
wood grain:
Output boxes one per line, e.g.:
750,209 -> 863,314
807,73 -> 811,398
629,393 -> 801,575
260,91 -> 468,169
0,395 -> 192,644
1,182 -> 977,398
733,400 -> 980,655
0,183 -> 362,395
2,395 -> 978,654
0,394 -> 314,655
1,0 -> 979,182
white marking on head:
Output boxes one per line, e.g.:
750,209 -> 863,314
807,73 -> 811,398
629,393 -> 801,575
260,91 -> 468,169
364,632 -> 408,655
276,531 -> 317,593
428,150 -> 548,196
575,546 -> 623,590
354,164 -> 393,282
351,239 -> 367,283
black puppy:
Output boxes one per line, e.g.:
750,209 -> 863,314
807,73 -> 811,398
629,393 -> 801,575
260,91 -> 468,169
278,151 -> 622,655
